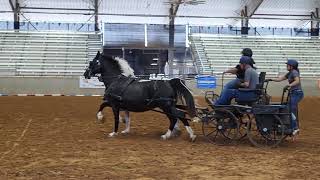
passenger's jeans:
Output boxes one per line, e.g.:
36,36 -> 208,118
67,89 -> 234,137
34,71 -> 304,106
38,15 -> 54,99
224,78 -> 241,90
214,89 -> 257,105
215,78 -> 241,105
289,89 -> 304,129
214,89 -> 237,105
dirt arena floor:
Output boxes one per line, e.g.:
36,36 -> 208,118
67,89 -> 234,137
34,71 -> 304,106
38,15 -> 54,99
0,96 -> 319,180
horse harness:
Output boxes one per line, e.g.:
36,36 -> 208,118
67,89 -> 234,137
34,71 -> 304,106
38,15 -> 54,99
104,76 -> 175,105
145,80 -> 175,106
104,75 -> 135,102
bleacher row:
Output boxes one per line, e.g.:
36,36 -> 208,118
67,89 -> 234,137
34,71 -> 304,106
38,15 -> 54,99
0,31 -> 102,76
190,34 -> 320,78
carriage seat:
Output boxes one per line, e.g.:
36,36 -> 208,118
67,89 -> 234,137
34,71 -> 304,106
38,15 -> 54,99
235,72 -> 266,105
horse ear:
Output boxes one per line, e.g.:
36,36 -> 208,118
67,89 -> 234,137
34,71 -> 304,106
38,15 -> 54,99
95,51 -> 100,59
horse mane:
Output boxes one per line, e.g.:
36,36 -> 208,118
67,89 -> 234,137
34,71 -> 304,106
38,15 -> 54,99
100,54 -> 135,77
114,57 -> 135,77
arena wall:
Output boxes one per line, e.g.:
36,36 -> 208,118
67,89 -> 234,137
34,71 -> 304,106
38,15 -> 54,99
0,77 -> 318,96
0,77 -> 104,95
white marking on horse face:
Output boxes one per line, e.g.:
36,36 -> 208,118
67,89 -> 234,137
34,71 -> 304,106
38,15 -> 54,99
114,57 -> 135,77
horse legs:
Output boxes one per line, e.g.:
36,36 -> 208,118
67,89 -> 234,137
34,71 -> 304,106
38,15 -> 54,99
180,118 -> 197,142
96,101 -> 109,123
96,101 -> 129,124
109,106 -> 120,137
172,120 -> 181,137
161,108 -> 178,140
121,111 -> 130,134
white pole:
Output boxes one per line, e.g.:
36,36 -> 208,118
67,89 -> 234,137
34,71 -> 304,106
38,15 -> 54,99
185,24 -> 189,47
102,22 -> 105,46
144,24 -> 148,47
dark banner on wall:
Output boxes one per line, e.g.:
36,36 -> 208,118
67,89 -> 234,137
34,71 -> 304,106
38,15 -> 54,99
103,23 -> 186,48
104,23 -> 145,47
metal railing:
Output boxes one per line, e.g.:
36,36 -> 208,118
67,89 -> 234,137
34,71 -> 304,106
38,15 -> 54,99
189,36 -> 206,74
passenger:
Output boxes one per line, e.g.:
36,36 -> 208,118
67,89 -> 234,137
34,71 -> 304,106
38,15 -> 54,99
215,56 -> 259,105
266,59 -> 304,136
223,48 -> 256,90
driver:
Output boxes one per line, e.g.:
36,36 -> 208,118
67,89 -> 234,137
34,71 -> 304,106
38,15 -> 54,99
214,56 -> 259,105
223,48 -> 256,90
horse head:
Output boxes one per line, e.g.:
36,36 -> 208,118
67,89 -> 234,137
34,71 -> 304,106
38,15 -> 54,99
84,51 -> 102,79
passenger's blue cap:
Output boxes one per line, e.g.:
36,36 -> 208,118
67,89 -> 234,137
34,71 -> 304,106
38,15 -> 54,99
239,56 -> 252,64
286,59 -> 298,67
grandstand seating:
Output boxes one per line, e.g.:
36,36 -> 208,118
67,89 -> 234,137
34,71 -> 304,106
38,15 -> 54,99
0,31 -> 102,76
190,34 -> 320,78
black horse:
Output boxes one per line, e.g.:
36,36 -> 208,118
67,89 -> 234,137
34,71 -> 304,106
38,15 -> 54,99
84,51 -> 199,141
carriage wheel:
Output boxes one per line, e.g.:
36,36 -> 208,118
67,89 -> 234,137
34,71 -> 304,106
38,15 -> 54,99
204,91 -> 219,105
247,114 -> 286,148
237,114 -> 250,140
202,109 -> 239,145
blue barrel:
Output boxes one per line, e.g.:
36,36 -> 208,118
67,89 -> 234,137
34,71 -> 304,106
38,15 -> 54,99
196,75 -> 216,89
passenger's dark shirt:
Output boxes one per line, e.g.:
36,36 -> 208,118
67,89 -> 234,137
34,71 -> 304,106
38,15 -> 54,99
235,65 -> 245,79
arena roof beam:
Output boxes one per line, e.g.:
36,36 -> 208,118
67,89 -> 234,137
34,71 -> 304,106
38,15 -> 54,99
14,11 -> 320,21
229,0 -> 263,28
94,0 -> 99,31
241,6 -> 249,35
239,0 -> 264,35
169,0 -> 182,48
8,0 -> 20,30
311,8 -> 319,36
20,7 -> 94,11
254,13 -> 310,17
8,0 -> 15,10
168,0 -> 182,75
243,0 -> 264,17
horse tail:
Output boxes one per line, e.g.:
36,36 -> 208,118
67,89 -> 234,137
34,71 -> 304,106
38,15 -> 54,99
169,78 -> 197,117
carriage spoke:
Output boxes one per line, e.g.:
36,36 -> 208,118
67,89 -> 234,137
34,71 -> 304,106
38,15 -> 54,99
206,128 -> 218,137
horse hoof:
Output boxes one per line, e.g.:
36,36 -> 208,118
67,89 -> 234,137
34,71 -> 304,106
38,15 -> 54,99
190,135 -> 197,142
161,135 -> 168,140
121,130 -> 130,134
108,132 -> 118,137
96,113 -> 105,123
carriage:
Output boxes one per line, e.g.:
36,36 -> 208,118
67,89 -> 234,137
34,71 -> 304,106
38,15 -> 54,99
198,72 -> 298,148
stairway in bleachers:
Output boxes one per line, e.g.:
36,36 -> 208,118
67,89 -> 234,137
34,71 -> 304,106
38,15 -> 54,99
0,31 -> 102,76
190,34 -> 320,78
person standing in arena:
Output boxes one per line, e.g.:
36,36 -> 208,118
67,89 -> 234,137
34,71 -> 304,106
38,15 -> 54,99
266,59 -> 304,136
